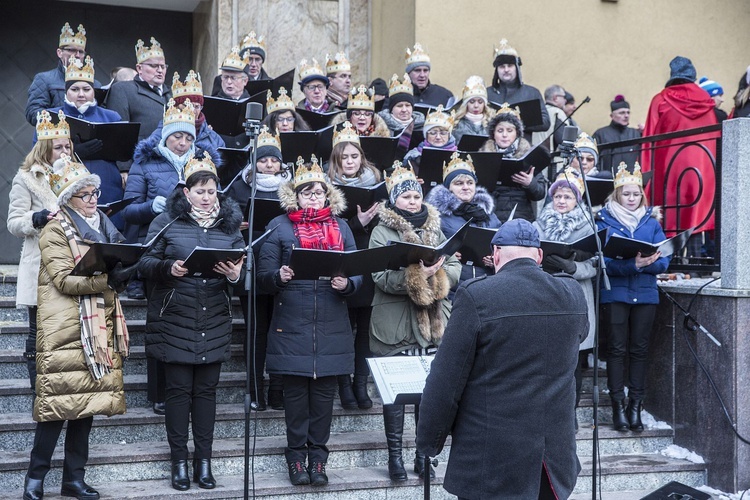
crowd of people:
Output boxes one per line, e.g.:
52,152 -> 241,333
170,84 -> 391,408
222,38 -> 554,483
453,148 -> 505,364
9,21 -> 735,499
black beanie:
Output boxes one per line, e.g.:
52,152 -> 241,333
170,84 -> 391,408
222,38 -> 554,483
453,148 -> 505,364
388,92 -> 414,112
610,95 -> 630,111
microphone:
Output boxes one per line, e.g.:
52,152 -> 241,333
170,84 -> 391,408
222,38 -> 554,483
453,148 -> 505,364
559,125 -> 580,159
582,96 -> 591,105
244,102 -> 263,138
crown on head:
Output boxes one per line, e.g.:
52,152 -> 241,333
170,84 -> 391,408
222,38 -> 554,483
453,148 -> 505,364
405,43 -> 430,67
424,105 -> 456,131
388,73 -> 413,97
574,132 -> 598,153
614,162 -> 643,189
347,85 -> 375,111
298,58 -> 326,81
496,102 -> 522,119
184,151 -> 217,180
257,126 -> 281,149
333,121 -> 360,147
386,161 -> 418,193
36,110 -> 70,140
493,38 -> 519,59
240,31 -> 266,52
49,154 -> 92,197
221,46 -> 249,72
266,87 -> 295,114
171,70 -> 202,98
325,52 -> 351,74
135,37 -> 164,64
461,75 -> 487,102
59,22 -> 86,49
163,98 -> 196,127
294,155 -> 327,188
65,56 -> 95,84
442,152 -> 476,181
553,168 -> 586,197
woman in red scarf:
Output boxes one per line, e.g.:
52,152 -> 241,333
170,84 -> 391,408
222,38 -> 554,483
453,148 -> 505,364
257,156 -> 362,487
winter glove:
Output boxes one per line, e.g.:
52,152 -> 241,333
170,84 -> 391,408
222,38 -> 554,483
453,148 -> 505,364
107,262 -> 138,293
31,210 -> 51,229
72,138 -> 104,160
151,196 -> 167,214
543,253 -> 577,275
575,250 -> 595,261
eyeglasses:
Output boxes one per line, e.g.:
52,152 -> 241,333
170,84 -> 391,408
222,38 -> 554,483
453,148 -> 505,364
427,129 -> 450,137
276,116 -> 296,124
142,63 -> 168,70
299,190 -> 327,199
351,110 -> 373,117
304,84 -> 326,92
553,194 -> 575,201
221,74 -> 247,82
71,189 -> 101,203
60,46 -> 85,56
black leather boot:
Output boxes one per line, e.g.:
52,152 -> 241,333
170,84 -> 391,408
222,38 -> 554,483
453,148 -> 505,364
353,374 -> 373,409
337,374 -> 358,410
171,459 -> 190,491
193,458 -> 216,489
414,450 -> 436,480
23,476 -> 44,500
611,400 -> 629,432
626,398 -> 644,432
60,479 -> 100,499
383,405 -> 407,481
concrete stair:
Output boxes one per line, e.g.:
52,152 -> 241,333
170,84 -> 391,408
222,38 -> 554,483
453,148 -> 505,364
0,265 -> 708,498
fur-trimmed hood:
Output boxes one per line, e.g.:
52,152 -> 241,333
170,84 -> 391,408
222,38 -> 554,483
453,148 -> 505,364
276,181 -> 347,215
425,184 -> 495,218
331,112 -> 392,138
480,136 -> 531,158
132,131 -> 222,169
17,164 -> 58,208
165,186 -> 242,234
377,202 -> 444,247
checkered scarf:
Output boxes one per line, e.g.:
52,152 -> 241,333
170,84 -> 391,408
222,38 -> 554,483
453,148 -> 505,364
288,206 -> 344,250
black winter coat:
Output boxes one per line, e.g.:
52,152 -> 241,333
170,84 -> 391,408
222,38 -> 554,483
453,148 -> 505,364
592,122 -> 642,173
139,189 -> 245,365
487,80 -> 550,133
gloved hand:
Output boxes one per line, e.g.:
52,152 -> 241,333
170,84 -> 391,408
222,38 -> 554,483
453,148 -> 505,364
543,253 -> 577,275
32,209 -> 51,229
107,262 -> 138,293
151,196 -> 167,214
72,138 -> 104,160
575,250 -> 595,261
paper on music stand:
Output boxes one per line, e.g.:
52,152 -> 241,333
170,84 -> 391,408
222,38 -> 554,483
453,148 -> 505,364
367,356 -> 434,405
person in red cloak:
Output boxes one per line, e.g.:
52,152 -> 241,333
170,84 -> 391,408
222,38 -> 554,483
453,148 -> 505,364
641,56 -> 719,256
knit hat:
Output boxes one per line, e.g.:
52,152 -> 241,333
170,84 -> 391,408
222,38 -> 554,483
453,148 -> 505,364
370,78 -> 389,99
405,43 -> 430,74
240,31 -> 266,62
491,219 -> 540,248
387,73 -> 415,112
255,126 -> 283,163
548,168 -> 585,203
386,161 -> 421,204
442,152 -> 477,187
162,98 -> 196,142
574,132 -> 599,166
698,76 -> 723,97
488,103 -> 524,138
610,95 -> 630,112
50,154 -> 101,206
666,56 -> 696,86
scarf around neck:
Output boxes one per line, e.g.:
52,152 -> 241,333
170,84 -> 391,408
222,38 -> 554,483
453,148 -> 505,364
305,99 -> 330,113
157,143 -> 195,179
288,206 -> 344,250
606,200 -> 646,236
392,204 -> 429,230
495,137 -> 520,158
64,96 -> 97,114
188,198 -> 220,228
537,203 -> 590,242
243,167 -> 292,192
415,136 -> 458,155
331,165 -> 378,187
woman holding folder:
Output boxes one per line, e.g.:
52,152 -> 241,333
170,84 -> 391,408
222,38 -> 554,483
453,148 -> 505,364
368,163 -> 461,481
596,162 -> 669,433
138,153 -> 245,491
257,156 -> 361,487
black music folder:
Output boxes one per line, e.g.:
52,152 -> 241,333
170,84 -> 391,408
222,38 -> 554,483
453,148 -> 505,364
202,95 -> 249,136
541,228 -> 608,259
183,247 -> 246,278
245,197 -> 286,231
336,182 -> 388,220
475,144 -> 550,186
97,196 -> 136,217
217,145 -> 253,188
488,98 -> 545,128
457,134 -> 487,152
66,116 -> 140,162
585,177 -> 615,207
603,228 -> 694,260
279,125 -> 335,163
294,107 -> 342,132
458,226 -> 498,266
288,245 -> 395,280
386,220 -> 471,269
415,148 -> 455,194
360,128 -> 408,171
244,68 -> 295,98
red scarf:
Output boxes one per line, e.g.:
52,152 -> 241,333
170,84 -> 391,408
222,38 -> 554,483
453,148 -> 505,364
288,206 -> 344,250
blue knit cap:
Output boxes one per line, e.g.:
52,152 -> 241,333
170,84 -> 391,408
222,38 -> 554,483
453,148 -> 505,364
667,56 -> 696,85
698,76 -> 723,97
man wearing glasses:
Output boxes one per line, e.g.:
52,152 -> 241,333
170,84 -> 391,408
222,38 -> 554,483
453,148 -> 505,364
296,59 -> 333,113
26,22 -> 101,125
531,85 -> 572,151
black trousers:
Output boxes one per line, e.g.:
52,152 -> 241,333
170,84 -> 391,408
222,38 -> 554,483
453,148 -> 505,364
282,375 -> 337,464
27,416 -> 93,481
605,302 -> 657,402
25,306 -> 38,392
573,350 -> 588,407
240,294 -> 282,395
164,362 -> 222,461
349,306 -> 372,378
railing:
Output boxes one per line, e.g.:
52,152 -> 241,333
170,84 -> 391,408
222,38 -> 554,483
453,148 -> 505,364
597,123 -> 722,274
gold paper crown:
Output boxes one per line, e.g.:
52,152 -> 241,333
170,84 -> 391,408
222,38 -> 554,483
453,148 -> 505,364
388,74 -> 413,97
163,98 -> 196,128
65,56 -> 95,84
614,162 -> 643,189
553,168 -> 586,197
496,102 -> 522,119
240,31 -> 266,53
221,46 -> 248,71
347,85 -> 375,111
442,152 -> 476,181
333,121 -> 360,147
386,161 -> 418,193
298,58 -> 326,81
184,151 -> 218,180
294,155 -> 327,188
493,38 -> 519,59
257,126 -> 281,149
135,37 -> 164,64
325,52 -> 351,74
405,43 -> 430,68
36,110 -> 70,140
172,70 -> 202,98
461,75 -> 487,102
59,22 -> 86,49
424,105 -> 456,131
49,154 -> 92,197
266,87 -> 295,114
574,132 -> 598,153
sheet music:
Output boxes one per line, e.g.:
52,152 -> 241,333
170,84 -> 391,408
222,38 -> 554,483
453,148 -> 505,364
367,356 -> 434,405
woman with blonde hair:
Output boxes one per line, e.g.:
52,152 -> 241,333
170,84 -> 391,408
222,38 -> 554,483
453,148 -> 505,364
452,76 -> 494,144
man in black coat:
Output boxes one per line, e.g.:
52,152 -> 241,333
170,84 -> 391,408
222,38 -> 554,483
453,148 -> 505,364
416,219 -> 588,500
592,95 -> 642,173
405,43 -> 454,108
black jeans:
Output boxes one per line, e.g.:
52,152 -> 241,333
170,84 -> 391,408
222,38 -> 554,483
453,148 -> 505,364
164,362 -> 222,460
27,416 -> 93,481
240,294 -> 282,395
26,306 -> 38,392
282,375 -> 337,464
605,302 -> 657,402
349,306 -> 372,378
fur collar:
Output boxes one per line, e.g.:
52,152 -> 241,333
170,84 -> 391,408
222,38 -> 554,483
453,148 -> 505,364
479,137 -> 531,158
425,184 -> 495,217
133,132 -> 221,168
17,164 -> 58,210
377,203 -> 443,247
165,187 -> 242,234
536,204 -> 591,242
277,181 -> 347,216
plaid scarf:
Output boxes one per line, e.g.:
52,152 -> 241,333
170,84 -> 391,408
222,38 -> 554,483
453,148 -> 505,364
58,213 -> 129,380
188,199 -> 220,228
305,99 -> 330,113
288,206 -> 344,250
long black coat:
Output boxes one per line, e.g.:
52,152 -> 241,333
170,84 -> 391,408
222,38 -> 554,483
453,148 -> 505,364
139,189 -> 245,365
416,258 -> 588,499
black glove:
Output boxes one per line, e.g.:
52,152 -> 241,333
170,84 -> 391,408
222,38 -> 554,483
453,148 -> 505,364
575,250 -> 595,261
107,262 -> 138,293
31,210 -> 51,229
543,254 -> 577,275
73,138 -> 103,160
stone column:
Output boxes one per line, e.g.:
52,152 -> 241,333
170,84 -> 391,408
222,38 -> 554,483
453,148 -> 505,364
720,118 -> 750,289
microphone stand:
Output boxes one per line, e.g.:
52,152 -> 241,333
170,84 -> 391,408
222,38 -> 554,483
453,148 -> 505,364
548,97 -> 591,181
